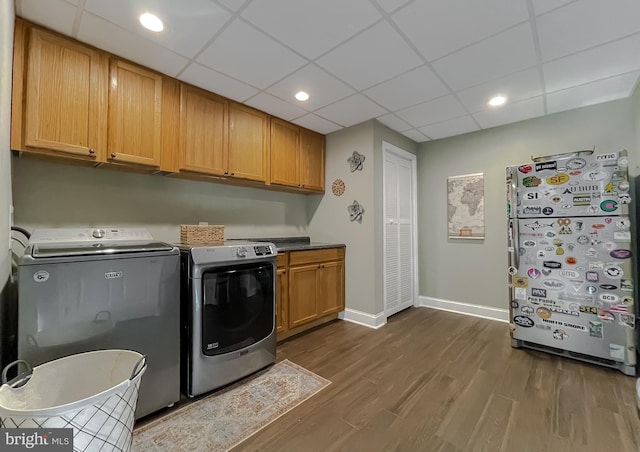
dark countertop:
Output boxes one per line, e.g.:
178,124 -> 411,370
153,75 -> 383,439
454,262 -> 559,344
243,237 -> 345,252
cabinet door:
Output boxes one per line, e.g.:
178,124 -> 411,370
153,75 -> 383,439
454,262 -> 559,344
299,128 -> 325,192
180,85 -> 228,176
108,60 -> 162,167
276,267 -> 288,334
22,27 -> 107,160
318,260 -> 345,316
288,264 -> 319,328
270,118 -> 299,187
229,103 -> 268,182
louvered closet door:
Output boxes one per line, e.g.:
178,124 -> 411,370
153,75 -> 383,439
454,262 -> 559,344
384,146 -> 416,317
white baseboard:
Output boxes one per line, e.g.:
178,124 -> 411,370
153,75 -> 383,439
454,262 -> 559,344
340,308 -> 387,329
419,296 -> 509,323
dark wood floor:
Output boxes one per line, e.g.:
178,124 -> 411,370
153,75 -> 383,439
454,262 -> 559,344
234,307 -> 640,452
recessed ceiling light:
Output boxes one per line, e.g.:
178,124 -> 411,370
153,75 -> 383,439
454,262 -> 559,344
295,91 -> 309,102
140,12 -> 164,32
488,95 -> 507,107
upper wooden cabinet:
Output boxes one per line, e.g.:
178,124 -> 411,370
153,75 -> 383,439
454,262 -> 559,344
270,118 -> 325,192
11,20 -> 108,162
107,60 -> 162,168
176,85 -> 268,182
179,84 -> 229,176
228,103 -> 269,182
11,19 -> 324,191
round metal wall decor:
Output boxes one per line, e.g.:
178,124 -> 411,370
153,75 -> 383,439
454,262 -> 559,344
332,179 -> 345,196
347,151 -> 365,172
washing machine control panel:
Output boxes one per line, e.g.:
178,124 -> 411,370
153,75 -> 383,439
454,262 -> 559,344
30,228 -> 155,244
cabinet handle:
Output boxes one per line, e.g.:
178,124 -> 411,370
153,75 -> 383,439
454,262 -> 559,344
231,172 -> 235,176
224,171 -> 228,175
111,153 -> 117,159
88,148 -> 95,155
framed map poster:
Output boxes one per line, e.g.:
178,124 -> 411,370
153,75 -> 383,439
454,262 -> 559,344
447,173 -> 484,239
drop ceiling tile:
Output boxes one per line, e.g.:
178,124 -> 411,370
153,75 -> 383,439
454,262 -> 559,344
456,67 -> 543,113
316,21 -> 423,90
363,65 -> 450,111
395,95 -> 467,128
17,0 -> 77,35
292,114 -> 343,135
473,96 -> 544,129
547,72 -> 640,114
241,0 -> 380,60
266,64 -> 356,111
196,20 -> 307,89
216,0 -> 249,12
376,114 -> 412,132
77,12 -> 188,77
419,116 -> 480,140
537,0 -> 640,62
543,34 -> 640,93
315,94 -> 388,128
402,129 -> 430,143
432,23 -> 537,91
392,0 -> 529,61
83,0 -> 230,58
245,93 -> 308,121
531,0 -> 573,15
180,63 -> 259,102
375,0 -> 413,14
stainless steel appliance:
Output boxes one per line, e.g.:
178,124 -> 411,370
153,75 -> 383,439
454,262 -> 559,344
17,227 -> 181,418
180,241 -> 277,397
507,150 -> 636,375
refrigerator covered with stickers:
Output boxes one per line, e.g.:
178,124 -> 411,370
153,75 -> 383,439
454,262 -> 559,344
506,149 -> 636,375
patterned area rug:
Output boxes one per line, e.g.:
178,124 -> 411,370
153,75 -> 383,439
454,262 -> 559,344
132,360 -> 330,451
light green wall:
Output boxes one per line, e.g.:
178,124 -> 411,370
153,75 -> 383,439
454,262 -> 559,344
1,0 -> 14,283
308,121 -> 375,314
417,98 -> 636,310
12,157 -> 310,243
308,119 -> 417,316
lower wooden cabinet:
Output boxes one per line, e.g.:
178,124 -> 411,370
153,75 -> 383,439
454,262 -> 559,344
276,247 -> 345,341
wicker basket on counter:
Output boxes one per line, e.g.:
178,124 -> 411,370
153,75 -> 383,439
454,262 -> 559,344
180,224 -> 224,244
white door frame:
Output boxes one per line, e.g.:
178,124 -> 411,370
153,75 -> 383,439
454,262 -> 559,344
382,141 -> 418,318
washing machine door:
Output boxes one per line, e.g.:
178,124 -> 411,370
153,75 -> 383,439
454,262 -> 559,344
200,262 -> 275,356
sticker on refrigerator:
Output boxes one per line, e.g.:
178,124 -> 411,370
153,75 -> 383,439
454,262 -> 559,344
535,161 -> 557,172
619,314 -> 635,328
598,311 -> 615,323
614,231 -> 631,242
523,206 -> 542,215
600,200 -> 618,213
513,316 -> 534,328
582,170 -> 608,181
521,306 -> 534,315
541,318 -> 587,331
596,153 -> 617,161
524,220 -> 554,230
559,270 -> 580,279
589,321 -> 603,338
536,307 -> 552,319
522,176 -> 542,187
603,265 -> 623,279
620,279 -> 633,291
581,306 -> 598,315
553,329 -> 568,340
599,293 -> 619,303
515,288 -> 527,301
514,277 -> 528,288
618,193 -> 631,204
543,261 -> 561,269
572,194 -> 591,206
542,207 -> 554,215
542,279 -> 564,289
610,249 -> 632,259
617,156 -> 628,167
546,174 -> 569,185
518,164 -> 533,173
617,180 -> 630,192
528,268 -> 541,279
566,158 -> 586,170
586,271 -> 599,282
609,344 -> 625,360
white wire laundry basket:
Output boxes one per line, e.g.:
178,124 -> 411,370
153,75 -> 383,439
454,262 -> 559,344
0,349 -> 146,452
